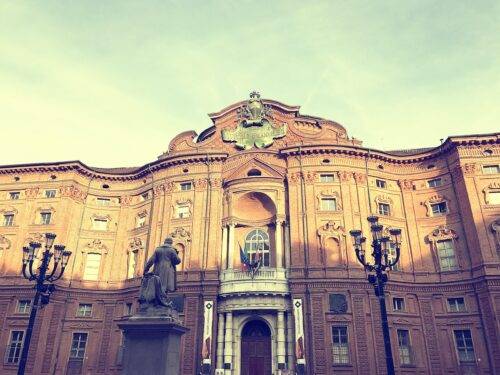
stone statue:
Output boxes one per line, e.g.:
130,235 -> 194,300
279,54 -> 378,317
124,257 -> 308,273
138,237 -> 181,311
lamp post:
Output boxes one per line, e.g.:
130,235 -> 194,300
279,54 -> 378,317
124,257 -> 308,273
349,216 -> 402,375
17,232 -> 71,375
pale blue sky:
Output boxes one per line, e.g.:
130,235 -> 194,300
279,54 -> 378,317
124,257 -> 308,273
1,1 -> 499,167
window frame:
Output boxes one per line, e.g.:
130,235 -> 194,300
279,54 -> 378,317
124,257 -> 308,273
376,179 -> 387,189
17,300 -> 31,314
430,201 -> 448,216
320,197 -> 337,211
179,182 -> 192,191
331,326 -> 350,365
83,253 -> 101,281
69,332 -> 88,359
44,189 -> 57,198
453,329 -> 476,363
4,330 -> 25,364
244,229 -> 271,267
482,165 -> 500,174
3,214 -> 14,227
436,239 -> 458,271
427,178 -> 442,188
392,297 -> 405,312
76,303 -> 93,318
127,250 -> 138,279
377,202 -> 391,216
397,329 -> 413,366
40,211 -> 52,225
96,197 -> 111,206
9,192 -> 20,200
319,174 -> 335,183
92,218 -> 108,231
447,297 -> 466,313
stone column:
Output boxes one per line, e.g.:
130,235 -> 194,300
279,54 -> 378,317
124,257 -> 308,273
275,220 -> 283,268
216,313 -> 225,370
277,311 -> 286,369
286,312 -> 294,370
221,225 -> 228,269
227,223 -> 235,269
284,222 -> 291,268
224,312 -> 233,374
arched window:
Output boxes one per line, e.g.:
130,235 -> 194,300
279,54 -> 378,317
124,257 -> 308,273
244,229 -> 270,267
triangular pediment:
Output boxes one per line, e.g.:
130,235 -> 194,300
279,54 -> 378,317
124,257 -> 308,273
224,157 -> 285,181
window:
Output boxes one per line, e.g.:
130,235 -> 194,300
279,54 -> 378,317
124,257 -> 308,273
70,333 -> 88,359
96,197 -> 110,206
376,179 -> 387,188
393,297 -> 405,311
5,331 -> 24,364
378,203 -> 391,216
388,242 -> 400,271
431,202 -> 447,215
427,178 -> 442,188
83,253 -> 101,280
247,169 -> 262,177
125,303 -> 133,316
244,229 -> 270,267
3,214 -> 14,226
45,189 -> 56,198
127,251 -> 138,279
135,215 -> 147,228
92,218 -> 108,231
9,192 -> 20,200
77,303 -> 93,317
180,182 -> 192,191
141,192 -> 150,200
17,300 -> 31,314
321,197 -> 337,211
482,165 -> 500,174
40,212 -> 52,225
488,192 -> 500,205
437,239 -> 457,271
176,205 -> 190,219
454,330 -> 475,363
331,326 -> 349,364
397,330 -> 412,365
320,174 -> 335,183
448,298 -> 466,312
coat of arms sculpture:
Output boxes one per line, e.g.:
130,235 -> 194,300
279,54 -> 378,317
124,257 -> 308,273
222,91 -> 287,150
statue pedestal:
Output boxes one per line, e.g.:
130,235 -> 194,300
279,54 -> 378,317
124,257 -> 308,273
118,314 -> 188,375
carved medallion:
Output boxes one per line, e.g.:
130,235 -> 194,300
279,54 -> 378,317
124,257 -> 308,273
222,92 -> 287,150
329,294 -> 348,314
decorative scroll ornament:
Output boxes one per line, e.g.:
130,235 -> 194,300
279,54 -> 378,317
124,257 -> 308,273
426,225 -> 458,243
0,235 -> 12,250
84,239 -> 108,254
222,92 -> 287,150
317,221 -> 346,246
170,227 -> 191,243
491,218 -> 500,249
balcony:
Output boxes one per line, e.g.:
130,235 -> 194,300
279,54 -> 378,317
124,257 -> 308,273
219,267 -> 289,296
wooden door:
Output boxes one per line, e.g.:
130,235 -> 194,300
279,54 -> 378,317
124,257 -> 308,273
240,320 -> 272,375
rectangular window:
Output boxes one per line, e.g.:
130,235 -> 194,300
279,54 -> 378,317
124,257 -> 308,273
393,297 -> 405,311
125,303 -> 133,316
376,179 -> 387,188
488,192 -> 500,205
83,253 -> 101,281
17,300 -> 31,314
5,331 -> 24,364
482,165 -> 500,174
454,330 -> 475,363
427,178 -> 442,188
9,192 -> 20,200
397,330 -> 412,365
378,203 -> 391,216
76,303 -> 93,317
45,189 -> 57,198
176,205 -> 190,218
321,197 -> 337,211
332,326 -> 349,364
3,214 -> 14,226
437,239 -> 457,271
70,333 -> 88,359
431,202 -> 447,215
92,218 -> 108,231
448,297 -> 466,312
180,182 -> 192,191
320,174 -> 335,183
127,251 -> 138,279
96,197 -> 110,206
388,242 -> 400,271
40,212 -> 52,225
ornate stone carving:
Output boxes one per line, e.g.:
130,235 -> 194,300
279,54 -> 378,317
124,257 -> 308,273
170,227 -> 191,244
287,172 -> 301,185
83,239 -> 108,254
120,195 -> 133,206
153,183 -> 165,195
491,219 -> 500,249
304,171 -> 317,184
398,179 -> 414,191
338,171 -> 351,182
59,185 -> 87,202
374,194 -> 393,205
209,178 -> 222,188
462,163 -> 477,175
353,172 -> 366,184
317,221 -> 346,246
24,232 -> 46,246
426,225 -> 458,243
25,187 -> 40,199
483,182 -> 500,204
329,294 -> 348,314
129,237 -> 143,250
0,235 -> 12,250
222,92 -> 287,150
194,178 -> 208,191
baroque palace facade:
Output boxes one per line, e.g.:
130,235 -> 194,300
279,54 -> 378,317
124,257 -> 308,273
0,93 -> 499,375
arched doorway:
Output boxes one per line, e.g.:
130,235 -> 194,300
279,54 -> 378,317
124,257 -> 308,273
240,320 -> 272,375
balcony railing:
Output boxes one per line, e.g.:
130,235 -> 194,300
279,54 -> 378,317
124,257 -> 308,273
219,267 -> 289,296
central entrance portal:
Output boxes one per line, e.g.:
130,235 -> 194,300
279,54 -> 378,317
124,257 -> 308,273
240,320 -> 272,375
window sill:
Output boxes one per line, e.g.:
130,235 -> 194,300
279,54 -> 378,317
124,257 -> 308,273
401,364 -> 417,368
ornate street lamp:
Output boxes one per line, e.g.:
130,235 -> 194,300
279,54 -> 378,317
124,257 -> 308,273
350,215 -> 402,375
17,233 -> 71,375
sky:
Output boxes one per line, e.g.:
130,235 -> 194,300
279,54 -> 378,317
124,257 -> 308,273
1,1 -> 499,167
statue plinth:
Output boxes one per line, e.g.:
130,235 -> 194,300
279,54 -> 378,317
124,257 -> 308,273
118,310 -> 188,375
